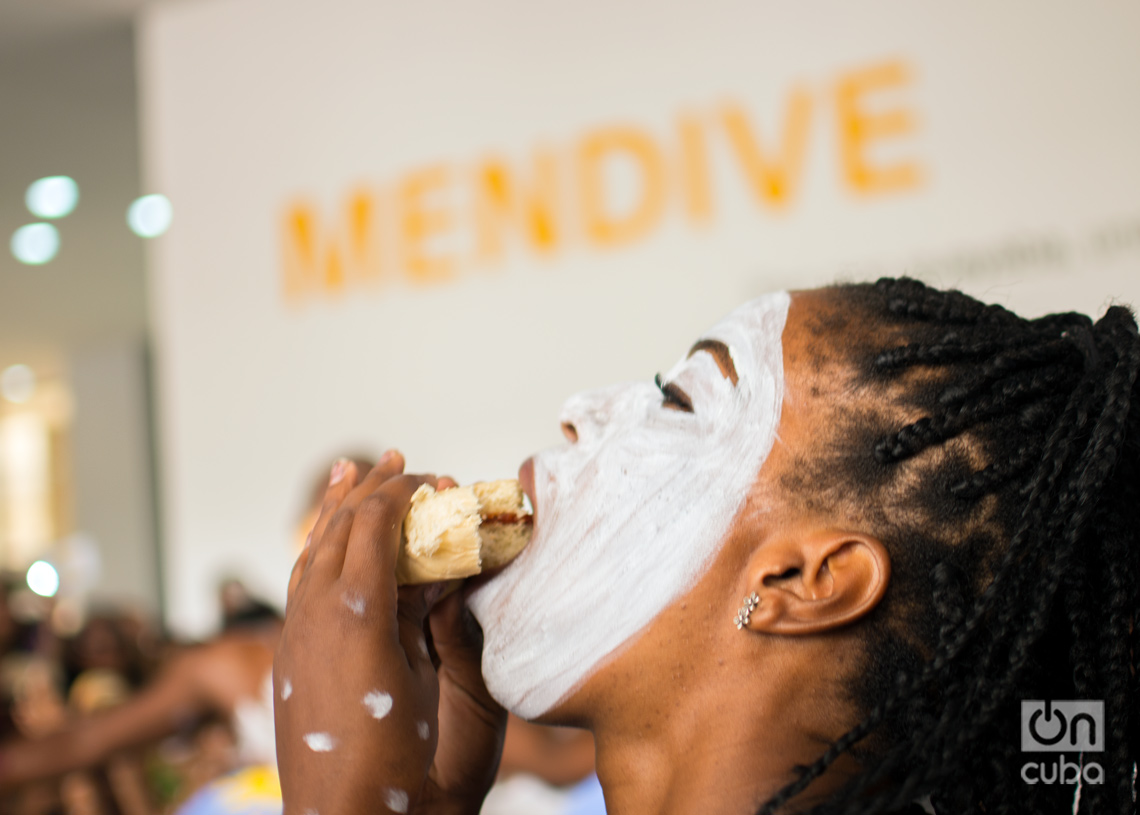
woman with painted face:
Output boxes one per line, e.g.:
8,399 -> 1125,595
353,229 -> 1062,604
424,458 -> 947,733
274,279 -> 1140,815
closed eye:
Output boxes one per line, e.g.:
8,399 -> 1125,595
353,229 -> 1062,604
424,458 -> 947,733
655,373 -> 694,413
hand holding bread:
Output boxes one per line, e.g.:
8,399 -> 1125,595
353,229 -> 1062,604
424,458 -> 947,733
277,454 -> 508,815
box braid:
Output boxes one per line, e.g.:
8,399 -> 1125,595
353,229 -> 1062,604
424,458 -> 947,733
758,278 -> 1139,815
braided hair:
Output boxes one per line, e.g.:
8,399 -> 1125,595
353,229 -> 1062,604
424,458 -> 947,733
759,278 -> 1140,815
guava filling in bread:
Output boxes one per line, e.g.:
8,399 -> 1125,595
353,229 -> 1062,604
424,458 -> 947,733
397,479 -> 534,584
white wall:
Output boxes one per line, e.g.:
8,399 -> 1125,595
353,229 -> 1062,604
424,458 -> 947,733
139,0 -> 1140,636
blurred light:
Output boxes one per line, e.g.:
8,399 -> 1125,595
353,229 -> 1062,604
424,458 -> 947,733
127,194 -> 172,238
1,364 -> 36,403
27,560 -> 59,598
25,176 -> 79,219
10,223 -> 60,265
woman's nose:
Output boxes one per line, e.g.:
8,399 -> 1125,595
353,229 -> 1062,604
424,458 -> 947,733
558,386 -> 621,444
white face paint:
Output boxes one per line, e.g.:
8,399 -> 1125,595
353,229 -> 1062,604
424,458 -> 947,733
303,732 -> 336,752
468,292 -> 789,719
383,788 -> 409,813
343,592 -> 366,616
363,690 -> 393,720
281,679 -> 293,701
416,720 -> 430,740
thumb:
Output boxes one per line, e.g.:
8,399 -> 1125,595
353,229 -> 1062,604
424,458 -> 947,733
429,591 -> 502,715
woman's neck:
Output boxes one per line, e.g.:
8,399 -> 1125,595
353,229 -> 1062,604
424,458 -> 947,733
582,640 -> 860,814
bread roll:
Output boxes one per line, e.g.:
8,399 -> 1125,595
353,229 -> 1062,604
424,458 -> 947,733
397,480 -> 533,584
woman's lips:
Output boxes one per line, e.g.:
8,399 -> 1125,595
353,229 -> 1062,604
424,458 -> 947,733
462,459 -> 537,600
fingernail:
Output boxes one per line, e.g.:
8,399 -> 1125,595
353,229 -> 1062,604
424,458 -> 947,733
330,458 -> 349,486
379,450 -> 394,465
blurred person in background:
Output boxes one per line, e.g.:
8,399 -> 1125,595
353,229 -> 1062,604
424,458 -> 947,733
0,584 -> 283,805
0,599 -> 281,808
219,579 -> 284,634
0,579 -> 35,742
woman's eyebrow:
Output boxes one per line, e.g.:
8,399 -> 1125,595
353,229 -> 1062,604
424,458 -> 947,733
687,339 -> 739,386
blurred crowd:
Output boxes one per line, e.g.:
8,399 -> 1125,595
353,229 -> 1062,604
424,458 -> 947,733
0,576 -> 279,815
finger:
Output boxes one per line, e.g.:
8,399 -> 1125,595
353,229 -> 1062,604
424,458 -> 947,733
395,585 -> 434,672
429,591 -> 503,715
438,476 -> 458,490
286,530 -> 313,608
341,474 -> 436,606
339,450 -> 409,514
306,458 -> 362,559
295,458 -> 361,593
309,450 -> 406,558
305,501 -> 357,583
305,451 -> 407,582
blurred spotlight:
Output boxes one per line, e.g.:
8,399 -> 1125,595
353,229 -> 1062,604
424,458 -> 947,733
25,176 -> 79,219
27,560 -> 60,598
10,223 -> 60,265
1,364 -> 36,404
127,194 -> 172,238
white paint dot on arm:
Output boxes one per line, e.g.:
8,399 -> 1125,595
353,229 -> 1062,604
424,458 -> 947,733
281,679 -> 293,700
303,732 -> 337,752
416,720 -> 430,740
363,690 -> 393,720
383,788 -> 409,813
342,592 -> 366,616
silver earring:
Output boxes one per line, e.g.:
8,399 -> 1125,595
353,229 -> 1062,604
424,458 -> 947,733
734,592 -> 760,629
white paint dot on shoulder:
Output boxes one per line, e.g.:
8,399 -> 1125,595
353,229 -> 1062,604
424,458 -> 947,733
383,788 -> 409,813
303,732 -> 337,752
342,592 -> 366,616
416,720 -> 430,740
363,690 -> 393,720
281,679 -> 293,700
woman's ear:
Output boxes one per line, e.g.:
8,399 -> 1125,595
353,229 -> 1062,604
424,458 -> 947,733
742,527 -> 890,635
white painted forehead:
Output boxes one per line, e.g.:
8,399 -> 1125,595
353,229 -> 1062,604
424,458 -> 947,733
698,292 -> 791,381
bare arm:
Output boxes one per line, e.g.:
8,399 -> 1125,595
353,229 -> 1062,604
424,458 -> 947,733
0,650 -> 212,790
498,716 -> 596,787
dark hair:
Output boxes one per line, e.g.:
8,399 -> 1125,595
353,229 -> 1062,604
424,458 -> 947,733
222,598 -> 283,632
760,278 -> 1140,815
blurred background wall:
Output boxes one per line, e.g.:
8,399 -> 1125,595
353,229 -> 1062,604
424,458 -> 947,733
2,0 -> 1139,638
0,10 -> 161,620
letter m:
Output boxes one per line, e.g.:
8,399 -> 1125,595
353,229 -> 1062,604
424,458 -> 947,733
282,191 -> 379,299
